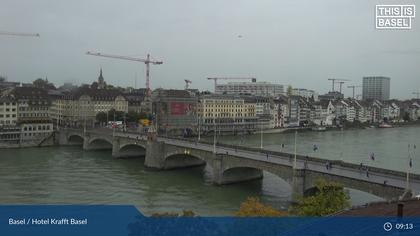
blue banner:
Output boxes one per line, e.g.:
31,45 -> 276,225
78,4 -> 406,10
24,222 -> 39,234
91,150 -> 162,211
1,205 -> 420,236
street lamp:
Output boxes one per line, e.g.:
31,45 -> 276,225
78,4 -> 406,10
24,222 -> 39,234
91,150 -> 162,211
123,112 -> 126,132
198,115 -> 201,141
293,130 -> 297,170
406,144 -> 413,190
260,120 -> 263,149
83,110 -> 86,135
113,112 -> 116,137
213,117 -> 216,154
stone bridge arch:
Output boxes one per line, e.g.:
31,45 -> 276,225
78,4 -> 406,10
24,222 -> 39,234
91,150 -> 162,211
114,143 -> 147,158
162,148 -> 208,170
84,136 -> 113,151
213,154 -> 297,194
214,154 -> 406,200
301,171 -> 405,200
111,137 -> 148,158
67,133 -> 84,145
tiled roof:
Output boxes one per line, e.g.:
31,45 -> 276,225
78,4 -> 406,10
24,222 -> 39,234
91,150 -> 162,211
62,88 -> 124,101
337,198 -> 420,216
153,89 -> 193,98
10,87 -> 49,100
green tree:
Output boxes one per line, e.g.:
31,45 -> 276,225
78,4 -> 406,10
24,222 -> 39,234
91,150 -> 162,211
96,112 -> 108,123
290,178 -> 350,216
287,85 -> 293,96
33,78 -> 56,89
108,109 -> 125,121
126,111 -> 149,123
236,197 -> 287,217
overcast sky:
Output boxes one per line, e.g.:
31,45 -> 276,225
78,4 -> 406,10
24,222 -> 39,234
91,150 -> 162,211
1,0 -> 419,99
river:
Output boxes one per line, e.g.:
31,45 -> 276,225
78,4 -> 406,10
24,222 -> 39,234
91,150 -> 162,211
0,126 -> 418,216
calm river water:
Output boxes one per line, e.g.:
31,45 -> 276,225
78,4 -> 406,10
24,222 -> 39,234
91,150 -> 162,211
0,126 -> 418,216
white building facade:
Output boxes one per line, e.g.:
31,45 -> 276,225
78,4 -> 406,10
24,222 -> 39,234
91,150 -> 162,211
215,81 -> 284,97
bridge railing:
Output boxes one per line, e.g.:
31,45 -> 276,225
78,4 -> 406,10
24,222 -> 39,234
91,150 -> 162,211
69,128 -> 420,181
159,135 -> 420,181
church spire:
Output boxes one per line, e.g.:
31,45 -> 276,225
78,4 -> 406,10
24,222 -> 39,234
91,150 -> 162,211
98,67 -> 105,89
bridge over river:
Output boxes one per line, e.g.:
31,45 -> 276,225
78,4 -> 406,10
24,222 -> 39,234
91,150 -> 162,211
58,128 -> 420,201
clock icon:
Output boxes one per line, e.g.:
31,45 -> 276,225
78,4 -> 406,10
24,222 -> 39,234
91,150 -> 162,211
384,222 -> 393,232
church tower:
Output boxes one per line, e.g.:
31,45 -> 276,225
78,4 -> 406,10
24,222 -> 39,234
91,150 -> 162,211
98,68 -> 106,89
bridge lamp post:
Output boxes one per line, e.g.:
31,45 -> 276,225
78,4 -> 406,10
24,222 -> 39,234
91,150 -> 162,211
83,111 -> 86,136
198,115 -> 201,141
213,117 -> 216,154
406,144 -> 413,190
260,120 -> 263,149
112,112 -> 116,137
293,130 -> 297,170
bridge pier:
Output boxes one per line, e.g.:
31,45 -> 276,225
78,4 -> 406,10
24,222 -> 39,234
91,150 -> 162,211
144,140 -> 166,169
58,131 -> 69,145
291,169 -> 306,202
82,134 -> 89,151
112,138 -> 121,158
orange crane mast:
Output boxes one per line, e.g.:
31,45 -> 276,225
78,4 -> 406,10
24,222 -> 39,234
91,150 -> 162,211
86,51 -> 162,96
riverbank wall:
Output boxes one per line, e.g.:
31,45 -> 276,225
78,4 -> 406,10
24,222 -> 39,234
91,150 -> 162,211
0,132 -> 56,149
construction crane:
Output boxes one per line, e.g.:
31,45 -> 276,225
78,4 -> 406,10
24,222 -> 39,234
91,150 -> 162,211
328,78 -> 350,92
0,31 -> 40,37
348,85 -> 362,99
413,91 -> 420,99
207,77 -> 256,92
86,51 -> 162,96
184,79 -> 192,90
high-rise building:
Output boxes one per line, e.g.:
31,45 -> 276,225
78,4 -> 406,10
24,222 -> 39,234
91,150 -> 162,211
362,76 -> 390,101
215,81 -> 284,97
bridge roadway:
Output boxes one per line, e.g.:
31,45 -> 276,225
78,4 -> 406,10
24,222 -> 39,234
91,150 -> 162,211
58,128 -> 420,201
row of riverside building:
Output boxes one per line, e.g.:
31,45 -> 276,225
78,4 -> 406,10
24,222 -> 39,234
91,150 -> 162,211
1,72 -> 420,143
